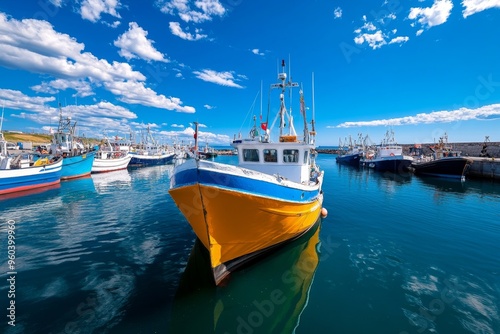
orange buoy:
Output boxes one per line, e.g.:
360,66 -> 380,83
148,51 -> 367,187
321,207 -> 328,218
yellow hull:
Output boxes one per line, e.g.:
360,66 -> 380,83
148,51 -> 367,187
169,184 -> 323,277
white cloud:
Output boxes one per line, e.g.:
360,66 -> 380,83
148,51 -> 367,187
50,0 -> 63,7
251,48 -> 264,56
332,104 -> 500,128
31,79 -> 95,97
171,124 -> 185,128
416,29 -> 424,36
408,0 -> 453,29
193,69 -> 244,88
204,104 -> 215,109
158,0 -> 225,23
0,88 -> 138,136
0,14 -> 195,115
334,7 -> 342,19
169,22 -> 207,40
0,13 -> 144,82
80,0 -> 122,23
104,80 -> 195,113
0,89 -> 56,113
462,0 -> 500,18
354,30 -> 387,49
389,36 -> 410,45
114,22 -> 169,62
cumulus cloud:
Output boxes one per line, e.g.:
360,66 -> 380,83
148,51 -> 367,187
80,0 -> 122,23
104,80 -> 195,113
462,0 -> 500,18
114,22 -> 169,62
331,104 -> 500,128
169,22 -> 207,41
354,30 -> 387,50
193,69 -> 244,88
31,79 -> 95,97
158,0 -> 225,23
389,36 -> 410,45
251,48 -> 264,56
0,13 -> 195,114
334,7 -> 342,19
408,0 -> 453,29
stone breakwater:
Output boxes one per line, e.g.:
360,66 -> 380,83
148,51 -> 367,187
318,142 -> 500,158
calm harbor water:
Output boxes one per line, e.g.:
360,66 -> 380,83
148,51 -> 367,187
1,154 -> 499,334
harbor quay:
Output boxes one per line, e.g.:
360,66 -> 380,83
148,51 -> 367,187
318,141 -> 500,180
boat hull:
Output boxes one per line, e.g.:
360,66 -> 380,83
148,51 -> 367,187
367,157 -> 412,173
129,152 -> 175,167
61,152 -> 95,180
411,157 -> 472,179
168,159 -> 323,284
336,152 -> 361,166
91,154 -> 132,173
0,160 -> 63,195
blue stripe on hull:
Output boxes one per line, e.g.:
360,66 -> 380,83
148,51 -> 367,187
171,164 -> 320,203
129,154 -> 175,166
61,152 -> 95,179
0,169 -> 62,192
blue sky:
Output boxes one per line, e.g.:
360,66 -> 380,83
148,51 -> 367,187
0,0 -> 499,146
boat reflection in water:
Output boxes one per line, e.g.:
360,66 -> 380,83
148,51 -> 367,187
170,220 -> 321,333
91,169 -> 132,194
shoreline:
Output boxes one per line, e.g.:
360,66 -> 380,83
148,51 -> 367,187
317,141 -> 500,158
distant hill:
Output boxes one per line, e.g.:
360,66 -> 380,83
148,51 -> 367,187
2,132 -> 99,146
3,132 -> 52,144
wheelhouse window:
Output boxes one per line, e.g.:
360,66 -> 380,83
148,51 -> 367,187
263,149 -> 278,162
283,149 -> 299,163
243,149 -> 260,162
303,150 -> 309,164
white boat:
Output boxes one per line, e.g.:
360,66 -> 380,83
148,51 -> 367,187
92,137 -> 132,173
169,59 -> 325,285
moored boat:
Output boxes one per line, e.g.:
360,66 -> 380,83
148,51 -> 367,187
336,134 -> 364,166
1,138 -> 63,195
361,130 -> 413,173
0,113 -> 63,195
49,106 -> 95,180
128,126 -> 175,167
169,59 -> 324,285
92,137 -> 132,173
410,134 -> 473,180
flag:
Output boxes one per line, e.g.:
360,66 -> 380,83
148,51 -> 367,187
193,132 -> 197,139
260,122 -> 267,131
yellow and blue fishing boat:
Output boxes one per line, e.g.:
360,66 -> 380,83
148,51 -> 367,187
169,60 -> 324,285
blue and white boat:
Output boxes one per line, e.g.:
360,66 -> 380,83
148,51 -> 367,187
169,59 -> 324,285
49,106 -> 95,180
128,126 -> 175,167
1,132 -> 63,195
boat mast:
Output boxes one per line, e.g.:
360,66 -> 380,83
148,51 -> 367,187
310,72 -> 316,145
271,59 -> 298,137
